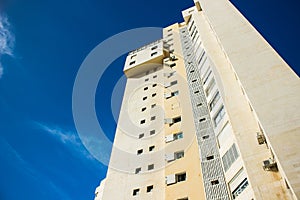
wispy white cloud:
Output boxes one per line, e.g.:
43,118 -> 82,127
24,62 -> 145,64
0,13 -> 15,78
34,122 -> 95,161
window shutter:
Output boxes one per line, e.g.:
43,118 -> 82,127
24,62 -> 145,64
165,153 -> 175,162
165,174 -> 176,185
165,134 -> 174,143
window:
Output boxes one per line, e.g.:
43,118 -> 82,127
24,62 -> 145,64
146,185 -> 153,193
176,173 -> 186,182
199,117 -> 206,122
133,189 -> 140,196
206,155 -> 214,160
174,132 -> 183,140
222,143 -> 239,171
194,90 -> 199,94
148,164 -> 154,170
166,90 -> 179,99
135,167 -> 141,174
167,33 -> 172,37
197,103 -> 203,107
173,116 -> 181,123
140,119 -> 146,124
145,78 -> 149,82
172,91 -> 179,96
205,78 -> 216,96
209,91 -> 220,111
214,106 -> 225,127
139,133 -> 144,139
175,151 -> 184,159
152,83 -> 157,87
152,93 -> 157,97
150,116 -> 156,121
144,87 -> 148,91
130,61 -> 136,65
190,70 -> 195,73
143,96 -> 147,101
151,46 -> 158,50
192,79 -> 197,82
151,104 -> 156,108
211,180 -> 219,185
177,198 -> 188,200
137,149 -> 143,155
149,145 -> 155,152
165,80 -> 177,88
141,107 -> 146,112
202,135 -> 209,140
151,52 -> 157,56
203,70 -> 212,85
232,178 -> 249,199
170,63 -> 176,68
167,28 -> 172,32
153,75 -> 157,78
150,130 -> 155,135
131,54 -> 137,59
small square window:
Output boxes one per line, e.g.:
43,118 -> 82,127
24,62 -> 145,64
131,54 -> 137,59
151,52 -> 157,57
149,145 -> 155,152
173,116 -> 181,123
153,75 -> 157,78
194,90 -> 199,94
139,133 -> 144,139
152,93 -> 157,97
146,185 -> 153,192
133,189 -> 140,196
135,167 -> 141,174
151,46 -> 158,50
199,117 -> 206,122
206,155 -> 214,160
202,135 -> 209,140
152,83 -> 157,87
141,107 -> 146,112
151,116 -> 156,121
140,119 -> 146,124
192,79 -> 197,82
176,173 -> 186,182
211,180 -> 219,185
143,96 -> 147,101
137,149 -> 143,155
144,87 -> 148,90
150,130 -> 155,135
174,132 -> 183,140
130,61 -> 136,65
148,164 -> 154,170
175,151 -> 184,159
151,104 -> 156,108
170,63 -> 176,68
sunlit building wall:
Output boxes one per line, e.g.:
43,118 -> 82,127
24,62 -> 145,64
95,0 -> 300,199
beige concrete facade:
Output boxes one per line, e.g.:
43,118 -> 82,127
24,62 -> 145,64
95,0 -> 300,199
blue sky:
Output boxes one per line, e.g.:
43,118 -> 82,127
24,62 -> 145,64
0,0 -> 299,199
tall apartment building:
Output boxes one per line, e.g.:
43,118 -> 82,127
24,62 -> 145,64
95,0 -> 300,199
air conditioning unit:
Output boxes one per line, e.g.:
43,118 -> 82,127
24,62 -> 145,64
256,132 -> 266,145
263,158 -> 278,171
